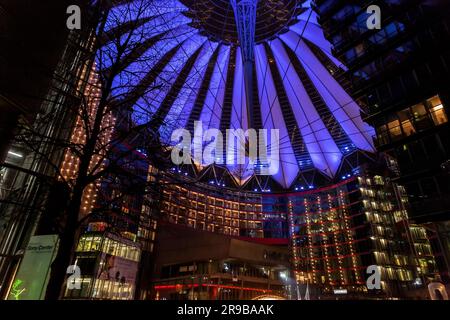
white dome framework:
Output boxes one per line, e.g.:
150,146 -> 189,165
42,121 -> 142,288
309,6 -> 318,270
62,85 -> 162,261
101,0 -> 376,191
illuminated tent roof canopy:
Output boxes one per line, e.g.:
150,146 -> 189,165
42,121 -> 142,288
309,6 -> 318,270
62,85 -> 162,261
102,0 -> 375,190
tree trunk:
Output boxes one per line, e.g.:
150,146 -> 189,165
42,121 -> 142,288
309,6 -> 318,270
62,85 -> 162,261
44,182 -> 84,300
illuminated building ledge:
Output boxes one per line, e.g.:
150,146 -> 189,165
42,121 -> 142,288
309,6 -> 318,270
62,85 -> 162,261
155,284 -> 272,293
252,294 -> 287,300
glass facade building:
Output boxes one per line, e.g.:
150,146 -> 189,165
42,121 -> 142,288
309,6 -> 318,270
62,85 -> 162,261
313,0 -> 450,222
313,0 -> 450,284
289,173 -> 437,298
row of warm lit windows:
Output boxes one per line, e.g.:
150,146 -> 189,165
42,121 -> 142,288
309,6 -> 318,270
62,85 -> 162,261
393,254 -> 409,267
366,212 -> 393,225
415,243 -> 433,256
179,217 -> 262,237
377,95 -> 448,145
363,200 -> 393,212
168,213 -> 264,231
409,227 -> 428,241
167,187 -> 263,210
382,267 -> 414,282
298,267 -> 413,284
162,186 -> 266,235
372,226 -> 394,238
393,210 -> 408,223
374,251 -> 391,265
358,176 -> 385,187
164,203 -> 264,221
361,188 -> 393,202
371,237 -> 395,251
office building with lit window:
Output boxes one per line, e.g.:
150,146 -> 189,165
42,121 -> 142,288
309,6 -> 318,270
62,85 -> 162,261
314,0 -> 450,284
289,170 -> 437,299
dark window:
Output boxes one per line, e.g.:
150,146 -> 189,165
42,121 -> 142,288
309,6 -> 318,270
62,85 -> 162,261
421,178 -> 438,198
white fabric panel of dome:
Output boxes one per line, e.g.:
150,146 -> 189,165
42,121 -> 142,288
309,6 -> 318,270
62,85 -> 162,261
100,0 -> 375,189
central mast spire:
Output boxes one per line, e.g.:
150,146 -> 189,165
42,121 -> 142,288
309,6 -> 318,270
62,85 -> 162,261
231,0 -> 258,129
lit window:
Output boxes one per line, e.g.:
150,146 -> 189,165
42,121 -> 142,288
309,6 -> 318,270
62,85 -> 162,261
401,119 -> 415,136
387,120 -> 402,138
398,108 -> 415,136
411,103 -> 427,119
428,96 -> 448,125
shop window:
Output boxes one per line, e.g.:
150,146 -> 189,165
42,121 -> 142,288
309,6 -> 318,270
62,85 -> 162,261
77,237 -> 87,252
91,237 -> 101,251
